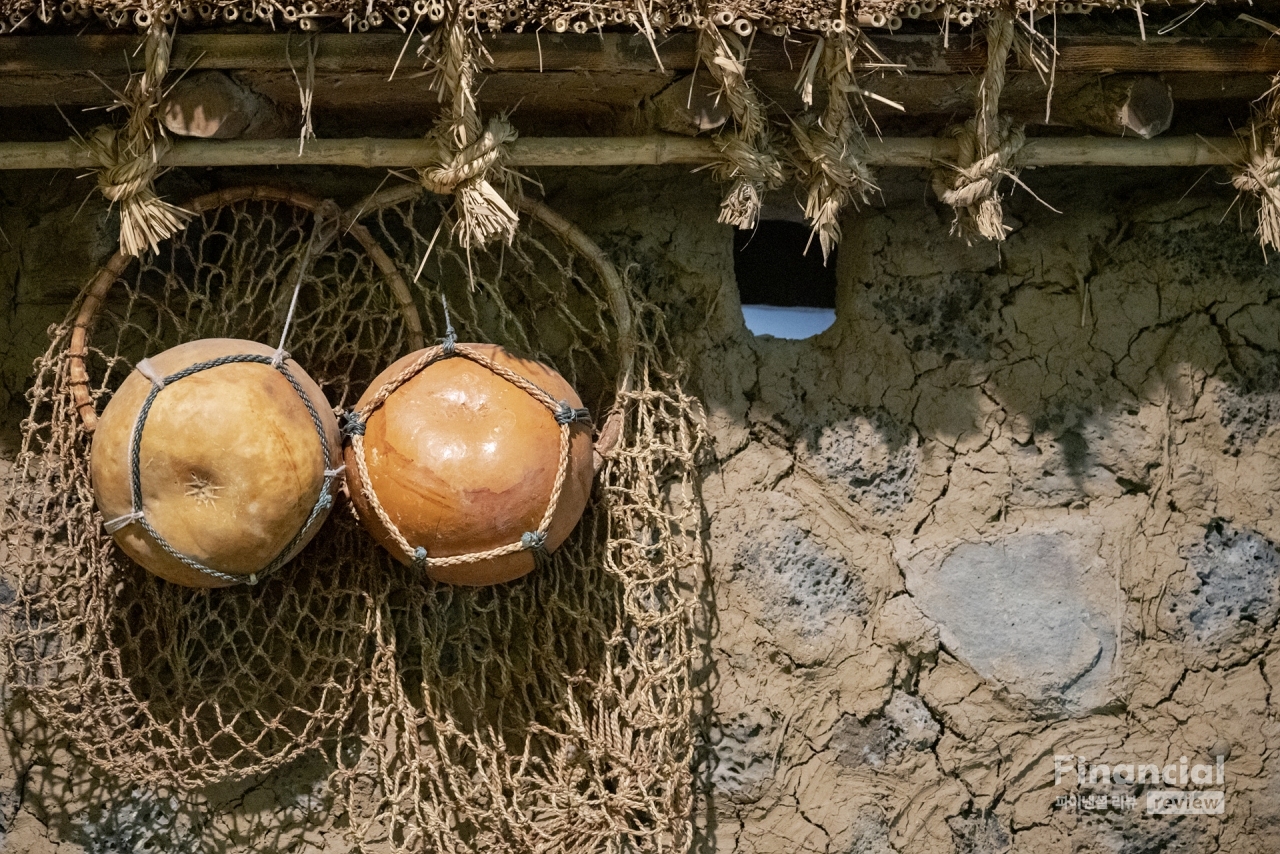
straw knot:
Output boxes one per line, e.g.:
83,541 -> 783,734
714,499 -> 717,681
713,136 -> 786,230
420,117 -> 520,250
1233,140 -> 1280,254
933,119 -> 1026,240
84,26 -> 191,257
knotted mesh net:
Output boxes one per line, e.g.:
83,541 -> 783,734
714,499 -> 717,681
0,182 -> 703,852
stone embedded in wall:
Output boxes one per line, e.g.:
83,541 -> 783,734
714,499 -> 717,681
1176,520 -> 1280,661
1212,358 -> 1280,451
903,528 -> 1116,711
708,712 -> 778,805
885,691 -> 941,750
847,808 -> 899,854
830,714 -> 903,770
728,492 -> 868,639
800,410 -> 921,514
1005,405 -> 1165,508
76,787 -> 203,854
828,691 -> 939,771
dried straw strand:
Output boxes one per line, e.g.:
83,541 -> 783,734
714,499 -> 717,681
697,20 -> 784,230
85,25 -> 192,257
792,31 -> 878,260
931,9 -> 1025,242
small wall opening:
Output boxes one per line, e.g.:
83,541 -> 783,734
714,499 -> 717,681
734,220 -> 838,339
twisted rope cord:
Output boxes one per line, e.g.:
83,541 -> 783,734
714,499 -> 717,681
931,10 -> 1024,242
345,343 -> 589,572
418,12 -> 519,250
275,200 -> 344,365
106,353 -> 338,586
697,22 -> 785,230
1233,78 -> 1280,254
85,25 -> 192,257
792,32 -> 878,260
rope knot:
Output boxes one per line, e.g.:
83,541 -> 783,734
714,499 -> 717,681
554,401 -> 591,426
521,531 -> 547,552
104,509 -> 144,535
439,294 -> 457,355
84,27 -> 192,257
420,117 -> 520,250
341,411 -> 366,438
1233,138 -> 1280,253
412,546 -> 428,567
932,118 -> 1026,242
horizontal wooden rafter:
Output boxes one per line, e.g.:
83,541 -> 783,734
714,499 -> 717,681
0,134 -> 1249,170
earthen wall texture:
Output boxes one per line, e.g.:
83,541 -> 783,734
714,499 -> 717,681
3,164 -> 1279,852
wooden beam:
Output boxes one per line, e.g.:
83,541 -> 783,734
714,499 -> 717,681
0,134 -> 1248,171
1,33 -> 1277,76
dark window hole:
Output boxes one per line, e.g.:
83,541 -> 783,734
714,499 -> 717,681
733,220 -> 837,339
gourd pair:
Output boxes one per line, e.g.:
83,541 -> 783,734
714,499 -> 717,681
91,337 -> 595,588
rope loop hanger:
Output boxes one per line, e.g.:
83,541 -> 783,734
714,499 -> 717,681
344,296 -> 591,572
102,201 -> 346,586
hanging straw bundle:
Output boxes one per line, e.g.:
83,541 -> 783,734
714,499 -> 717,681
697,20 -> 785,230
1233,77 -> 1280,255
931,9 -> 1025,242
791,30 -> 879,260
84,25 -> 192,257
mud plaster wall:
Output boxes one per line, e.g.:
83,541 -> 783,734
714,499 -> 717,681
3,163 -> 1280,853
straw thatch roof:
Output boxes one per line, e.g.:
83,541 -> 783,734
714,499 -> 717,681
0,0 -> 1276,255
0,0 -> 1238,35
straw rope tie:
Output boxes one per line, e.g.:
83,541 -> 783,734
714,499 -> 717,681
90,129 -> 166,204
420,117 -> 516,196
932,9 -> 1023,242
347,342 -> 589,571
85,25 -> 192,257
1233,142 -> 1280,253
104,353 -> 339,586
938,120 -> 1026,210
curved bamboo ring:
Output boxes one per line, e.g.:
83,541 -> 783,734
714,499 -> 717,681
68,185 -> 426,432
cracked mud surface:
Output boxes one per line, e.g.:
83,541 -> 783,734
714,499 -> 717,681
3,165 -> 1280,851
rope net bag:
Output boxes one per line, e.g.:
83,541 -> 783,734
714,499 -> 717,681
0,186 -> 421,788
1,179 -> 704,850
333,184 -> 704,853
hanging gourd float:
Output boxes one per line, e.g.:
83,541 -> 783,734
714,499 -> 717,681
343,335 -> 595,586
91,338 -> 343,588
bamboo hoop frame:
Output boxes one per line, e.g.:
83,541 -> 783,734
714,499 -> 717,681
67,184 -> 425,432
0,135 -> 1252,171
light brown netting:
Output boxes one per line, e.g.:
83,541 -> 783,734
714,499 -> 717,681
1,180 -> 704,852
333,184 -> 703,852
